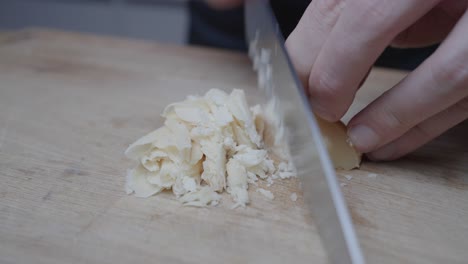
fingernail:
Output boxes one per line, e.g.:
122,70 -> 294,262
348,125 -> 380,152
312,103 -> 336,122
368,144 -> 396,161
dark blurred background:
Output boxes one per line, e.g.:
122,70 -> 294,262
0,0 -> 189,43
0,0 -> 436,70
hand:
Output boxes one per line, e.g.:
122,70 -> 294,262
286,0 -> 468,160
204,0 -> 243,9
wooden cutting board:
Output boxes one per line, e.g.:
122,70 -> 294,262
0,29 -> 467,264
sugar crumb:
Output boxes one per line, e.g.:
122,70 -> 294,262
266,177 -> 274,187
290,192 -> 297,202
256,188 -> 274,200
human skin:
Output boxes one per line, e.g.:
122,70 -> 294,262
285,0 -> 468,160
205,0 -> 468,160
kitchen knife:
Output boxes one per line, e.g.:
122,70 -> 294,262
244,1 -> 365,263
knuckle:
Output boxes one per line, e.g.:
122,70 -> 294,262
358,0 -> 387,18
374,104 -> 410,134
308,69 -> 350,120
315,0 -> 343,14
430,56 -> 468,91
353,0 -> 396,35
308,68 -> 345,103
312,0 -> 345,27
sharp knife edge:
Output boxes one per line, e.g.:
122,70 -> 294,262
245,1 -> 365,263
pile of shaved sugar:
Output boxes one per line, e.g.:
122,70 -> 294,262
125,89 -> 296,208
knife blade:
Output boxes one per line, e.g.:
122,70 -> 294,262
244,1 -> 365,263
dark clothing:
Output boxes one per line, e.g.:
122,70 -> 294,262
188,1 -> 437,71
188,1 -> 309,51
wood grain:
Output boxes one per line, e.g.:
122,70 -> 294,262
0,29 -> 467,264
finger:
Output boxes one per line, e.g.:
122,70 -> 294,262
391,0 -> 467,48
309,0 -> 440,121
348,10 -> 468,153
368,97 -> 468,160
285,0 -> 345,89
